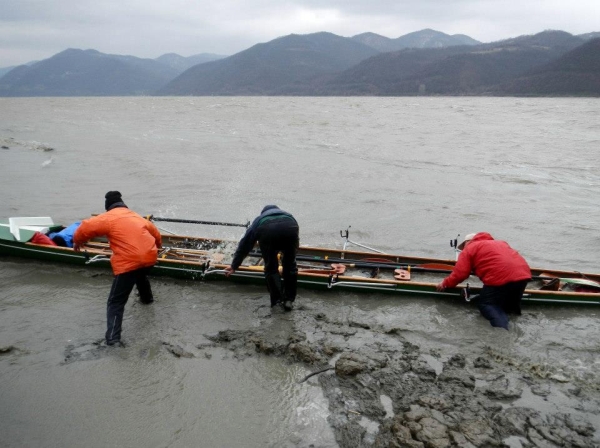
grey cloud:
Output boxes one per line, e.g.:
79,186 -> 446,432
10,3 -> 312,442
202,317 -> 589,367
0,0 -> 598,67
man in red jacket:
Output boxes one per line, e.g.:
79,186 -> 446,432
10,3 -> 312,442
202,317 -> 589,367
436,232 -> 531,329
73,191 -> 162,346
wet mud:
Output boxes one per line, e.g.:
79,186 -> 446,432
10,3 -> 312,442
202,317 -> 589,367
0,345 -> 18,354
0,136 -> 55,151
62,339 -> 201,364
201,305 -> 599,448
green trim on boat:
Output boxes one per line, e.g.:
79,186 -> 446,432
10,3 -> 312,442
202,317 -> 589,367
0,224 -> 15,241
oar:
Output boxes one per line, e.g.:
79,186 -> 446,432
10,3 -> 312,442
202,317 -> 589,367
275,253 -> 455,274
239,264 -> 346,275
358,258 -> 454,271
336,262 -> 452,274
147,215 -> 250,228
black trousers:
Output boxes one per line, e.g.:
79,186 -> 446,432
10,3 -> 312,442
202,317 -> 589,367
106,266 -> 154,344
257,220 -> 299,306
477,279 -> 529,330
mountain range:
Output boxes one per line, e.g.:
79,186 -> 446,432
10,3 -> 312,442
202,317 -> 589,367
0,50 -> 225,96
1,29 -> 598,97
318,30 -> 593,96
158,32 -> 380,95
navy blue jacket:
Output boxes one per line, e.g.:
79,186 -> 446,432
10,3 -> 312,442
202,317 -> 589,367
231,205 -> 297,269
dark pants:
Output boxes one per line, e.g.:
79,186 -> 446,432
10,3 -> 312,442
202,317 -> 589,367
477,279 -> 529,330
106,266 -> 154,344
257,220 -> 299,307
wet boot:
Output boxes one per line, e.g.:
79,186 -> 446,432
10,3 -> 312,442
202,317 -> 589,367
282,272 -> 298,311
135,267 -> 154,304
265,273 -> 284,308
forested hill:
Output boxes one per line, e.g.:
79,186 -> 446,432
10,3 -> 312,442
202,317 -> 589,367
157,32 -> 379,96
0,50 -> 224,97
496,38 -> 600,96
351,29 -> 480,52
316,31 -> 594,96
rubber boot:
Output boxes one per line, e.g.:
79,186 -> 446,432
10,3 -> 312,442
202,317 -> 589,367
265,273 -> 284,307
283,272 -> 297,302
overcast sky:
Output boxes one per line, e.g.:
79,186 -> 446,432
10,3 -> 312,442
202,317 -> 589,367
1,0 -> 599,67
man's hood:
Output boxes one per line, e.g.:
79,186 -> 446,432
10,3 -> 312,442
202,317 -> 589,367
471,232 -> 494,243
261,205 -> 279,214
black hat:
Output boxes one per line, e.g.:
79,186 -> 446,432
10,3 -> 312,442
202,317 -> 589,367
105,191 -> 123,210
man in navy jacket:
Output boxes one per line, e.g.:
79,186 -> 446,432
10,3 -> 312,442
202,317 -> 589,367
225,205 -> 299,311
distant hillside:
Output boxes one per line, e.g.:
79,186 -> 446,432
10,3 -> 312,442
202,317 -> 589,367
157,32 -> 379,95
406,31 -> 585,95
155,53 -> 227,74
0,53 -> 223,83
0,66 -> 17,78
0,49 -> 179,96
316,46 -> 470,95
352,29 -> 480,52
351,33 -> 399,53
578,32 -> 600,40
497,38 -> 600,96
0,60 -> 38,79
321,30 -> 586,95
394,29 -> 480,48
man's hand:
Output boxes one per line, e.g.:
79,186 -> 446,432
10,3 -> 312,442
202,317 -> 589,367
224,266 -> 235,277
73,244 -> 81,252
436,282 -> 446,292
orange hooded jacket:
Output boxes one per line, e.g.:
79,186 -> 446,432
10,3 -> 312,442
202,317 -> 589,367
73,208 -> 162,275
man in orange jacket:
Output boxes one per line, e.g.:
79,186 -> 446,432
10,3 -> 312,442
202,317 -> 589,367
436,232 -> 531,330
74,191 -> 162,346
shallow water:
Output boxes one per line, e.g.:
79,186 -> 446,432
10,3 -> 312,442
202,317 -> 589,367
0,259 -> 337,447
1,96 -> 599,446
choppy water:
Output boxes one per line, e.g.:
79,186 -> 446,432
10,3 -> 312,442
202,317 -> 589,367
1,97 -> 599,447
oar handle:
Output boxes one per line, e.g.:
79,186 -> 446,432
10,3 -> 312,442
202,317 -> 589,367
147,215 -> 250,228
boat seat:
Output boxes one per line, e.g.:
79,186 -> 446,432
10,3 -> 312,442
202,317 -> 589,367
9,217 -> 54,241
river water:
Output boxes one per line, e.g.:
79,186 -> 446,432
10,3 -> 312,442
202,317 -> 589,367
1,97 -> 599,447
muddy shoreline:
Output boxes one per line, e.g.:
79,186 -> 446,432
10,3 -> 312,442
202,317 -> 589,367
3,262 -> 599,447
202,304 -> 599,448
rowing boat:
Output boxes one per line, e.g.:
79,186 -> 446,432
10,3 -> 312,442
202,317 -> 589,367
1,217 -> 599,305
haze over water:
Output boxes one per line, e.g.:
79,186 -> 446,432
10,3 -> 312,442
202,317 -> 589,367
1,97 -> 599,446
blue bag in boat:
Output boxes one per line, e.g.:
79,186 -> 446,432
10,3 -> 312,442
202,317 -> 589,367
48,221 -> 81,247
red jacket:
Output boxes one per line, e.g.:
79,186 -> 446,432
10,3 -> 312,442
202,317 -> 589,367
441,232 -> 531,289
74,208 -> 162,275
